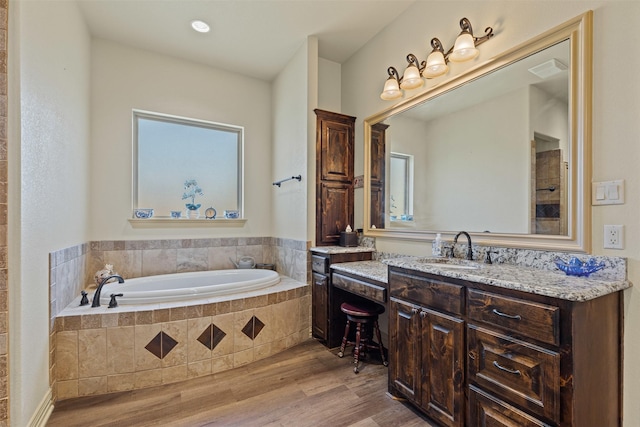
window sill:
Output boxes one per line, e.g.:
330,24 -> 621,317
128,218 -> 247,228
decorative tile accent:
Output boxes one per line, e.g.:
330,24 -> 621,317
145,331 -> 178,359
242,316 -> 265,340
197,324 -> 226,351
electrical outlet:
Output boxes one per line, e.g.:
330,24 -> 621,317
604,225 -> 624,249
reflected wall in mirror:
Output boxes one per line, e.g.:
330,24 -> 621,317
133,110 -> 244,217
364,11 -> 592,252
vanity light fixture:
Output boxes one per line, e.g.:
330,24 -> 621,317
191,19 -> 210,33
380,17 -> 494,100
400,54 -> 425,90
380,67 -> 404,101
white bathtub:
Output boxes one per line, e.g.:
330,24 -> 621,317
98,269 -> 280,305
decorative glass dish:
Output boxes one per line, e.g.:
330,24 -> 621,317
554,257 -> 605,277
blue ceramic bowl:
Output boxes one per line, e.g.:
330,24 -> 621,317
133,208 -> 154,219
224,210 -> 239,219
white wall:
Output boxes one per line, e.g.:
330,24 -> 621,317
8,0 -> 91,424
530,85 -> 569,160
342,1 -> 640,424
318,57 -> 341,113
271,37 -> 316,242
89,39 -> 273,240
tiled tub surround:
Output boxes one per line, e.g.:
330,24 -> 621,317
53,276 -> 310,401
49,237 -> 310,402
50,237 -> 310,321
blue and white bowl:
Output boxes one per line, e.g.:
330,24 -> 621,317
224,210 -> 239,219
133,208 -> 154,219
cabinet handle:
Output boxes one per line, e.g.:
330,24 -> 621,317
493,360 -> 521,376
419,310 -> 427,318
411,308 -> 419,314
492,308 -> 521,320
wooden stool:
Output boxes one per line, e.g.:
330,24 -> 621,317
337,301 -> 388,373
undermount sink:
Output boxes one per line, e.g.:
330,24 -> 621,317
414,257 -> 483,270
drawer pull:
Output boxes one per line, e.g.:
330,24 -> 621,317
411,308 -> 419,314
419,310 -> 427,318
492,308 -> 522,320
493,360 -> 521,376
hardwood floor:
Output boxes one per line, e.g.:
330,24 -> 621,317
47,339 -> 434,427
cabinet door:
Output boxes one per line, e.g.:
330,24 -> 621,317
311,273 -> 328,340
420,308 -> 465,427
389,297 -> 420,403
370,183 -> 385,229
317,115 -> 354,183
316,182 -> 353,245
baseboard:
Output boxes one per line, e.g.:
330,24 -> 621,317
27,388 -> 54,427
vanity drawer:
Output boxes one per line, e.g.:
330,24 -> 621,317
467,289 -> 560,346
332,272 -> 387,304
390,271 -> 463,315
468,325 -> 560,421
469,386 -> 552,427
312,255 -> 329,274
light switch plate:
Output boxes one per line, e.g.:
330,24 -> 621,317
592,180 -> 625,205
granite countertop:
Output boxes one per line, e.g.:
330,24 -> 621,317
384,257 -> 632,302
330,260 -> 388,284
310,246 -> 375,254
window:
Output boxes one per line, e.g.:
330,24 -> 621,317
133,110 -> 243,218
389,152 -> 414,221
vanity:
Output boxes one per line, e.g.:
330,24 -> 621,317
384,257 -> 630,427
310,246 -> 379,348
309,245 -> 630,426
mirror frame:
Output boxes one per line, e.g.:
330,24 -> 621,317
363,11 -> 592,253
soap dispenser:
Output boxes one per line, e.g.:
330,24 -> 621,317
432,233 -> 443,257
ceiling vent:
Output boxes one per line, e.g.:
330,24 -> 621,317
528,58 -> 567,79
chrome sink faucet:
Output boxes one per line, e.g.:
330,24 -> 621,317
448,231 -> 473,260
92,274 -> 124,307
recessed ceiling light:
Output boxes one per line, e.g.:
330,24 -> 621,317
191,20 -> 210,33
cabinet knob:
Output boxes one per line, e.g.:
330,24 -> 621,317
411,308 -> 419,314
419,310 -> 427,318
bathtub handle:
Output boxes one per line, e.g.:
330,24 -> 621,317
108,293 -> 124,309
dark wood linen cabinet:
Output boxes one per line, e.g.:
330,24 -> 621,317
314,109 -> 355,246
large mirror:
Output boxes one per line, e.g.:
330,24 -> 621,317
364,11 -> 592,252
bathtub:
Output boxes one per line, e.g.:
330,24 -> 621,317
98,269 -> 280,304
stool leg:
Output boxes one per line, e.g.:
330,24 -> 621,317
374,320 -> 388,367
353,322 -> 362,373
337,319 -> 350,358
